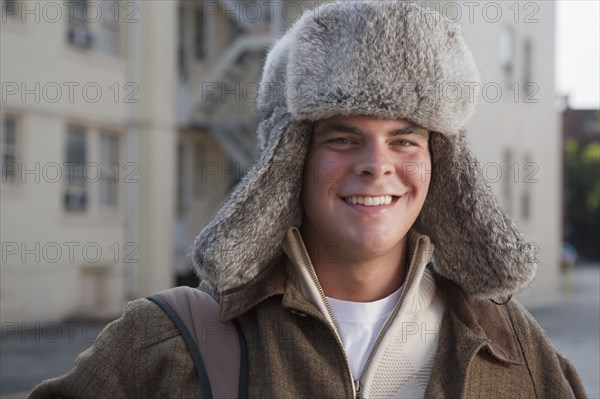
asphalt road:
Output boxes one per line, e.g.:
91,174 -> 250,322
530,265 -> 600,399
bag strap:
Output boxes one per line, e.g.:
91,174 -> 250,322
147,286 -> 248,399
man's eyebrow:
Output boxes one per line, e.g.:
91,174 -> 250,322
313,123 -> 363,136
313,122 -> 427,137
388,126 -> 428,137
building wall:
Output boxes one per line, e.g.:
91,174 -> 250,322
455,1 -> 560,306
131,0 -> 178,298
1,0 -> 178,321
1,0 -> 560,321
1,12 -> 128,321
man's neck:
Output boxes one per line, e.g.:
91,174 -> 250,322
303,238 -> 408,302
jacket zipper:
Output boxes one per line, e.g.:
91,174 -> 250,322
357,238 -> 423,392
291,229 -> 357,399
292,229 -> 424,398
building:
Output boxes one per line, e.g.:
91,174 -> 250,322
1,0 -> 561,322
1,0 -> 306,322
1,0 -> 181,322
450,0 -> 561,306
562,107 -> 600,261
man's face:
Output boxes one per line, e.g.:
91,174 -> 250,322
301,115 -> 431,262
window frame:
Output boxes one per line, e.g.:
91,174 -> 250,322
64,125 -> 89,213
1,114 -> 18,184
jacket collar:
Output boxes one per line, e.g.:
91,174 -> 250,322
219,229 -> 524,367
436,276 -> 525,366
220,227 -> 426,321
219,252 -> 288,322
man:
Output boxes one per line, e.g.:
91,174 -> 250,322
30,1 -> 586,398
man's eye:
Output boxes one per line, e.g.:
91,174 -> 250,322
394,140 -> 415,147
329,138 -> 353,145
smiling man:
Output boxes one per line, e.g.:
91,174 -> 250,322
29,2 -> 586,399
298,115 -> 440,390
302,116 -> 432,303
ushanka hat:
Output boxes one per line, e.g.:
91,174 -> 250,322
192,1 -> 538,301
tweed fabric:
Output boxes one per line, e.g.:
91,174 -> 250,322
29,255 -> 586,398
191,0 -> 537,301
28,300 -> 202,399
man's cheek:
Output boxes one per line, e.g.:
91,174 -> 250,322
320,161 -> 341,184
306,159 -> 341,185
411,160 -> 432,185
400,161 -> 429,182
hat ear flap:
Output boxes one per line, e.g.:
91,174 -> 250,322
416,132 -> 538,299
192,111 -> 312,293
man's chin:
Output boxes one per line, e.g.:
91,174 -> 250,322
339,232 -> 405,258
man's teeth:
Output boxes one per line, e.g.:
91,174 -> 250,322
344,195 -> 393,206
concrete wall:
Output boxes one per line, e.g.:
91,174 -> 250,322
1,0 -> 177,321
455,1 -> 560,306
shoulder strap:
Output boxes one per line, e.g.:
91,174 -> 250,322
147,286 -> 248,399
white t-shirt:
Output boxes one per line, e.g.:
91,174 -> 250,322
327,287 -> 403,379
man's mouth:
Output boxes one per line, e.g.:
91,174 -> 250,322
343,195 -> 397,206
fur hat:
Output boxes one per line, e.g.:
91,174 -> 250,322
192,1 -> 537,300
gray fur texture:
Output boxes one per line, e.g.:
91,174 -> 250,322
192,1 -> 537,299
416,132 -> 538,299
258,1 -> 480,134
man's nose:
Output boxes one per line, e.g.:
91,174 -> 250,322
352,143 -> 394,178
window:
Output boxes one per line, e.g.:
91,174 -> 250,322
2,0 -> 18,18
66,0 -> 119,54
178,5 -> 187,80
521,184 -> 531,221
521,154 -> 533,221
179,3 -> 205,80
500,27 -> 515,88
583,116 -> 599,136
64,126 -> 88,212
523,39 -> 534,97
1,115 -> 17,183
97,0 -> 120,56
99,133 -> 119,209
67,0 -> 93,48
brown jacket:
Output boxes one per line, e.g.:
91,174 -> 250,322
29,248 -> 586,399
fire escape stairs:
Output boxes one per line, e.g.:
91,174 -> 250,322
180,0 -> 282,168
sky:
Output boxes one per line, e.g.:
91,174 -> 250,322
556,0 -> 600,109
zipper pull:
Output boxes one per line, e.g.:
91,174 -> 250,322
354,380 -> 361,399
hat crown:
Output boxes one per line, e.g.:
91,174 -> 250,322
258,1 -> 480,149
